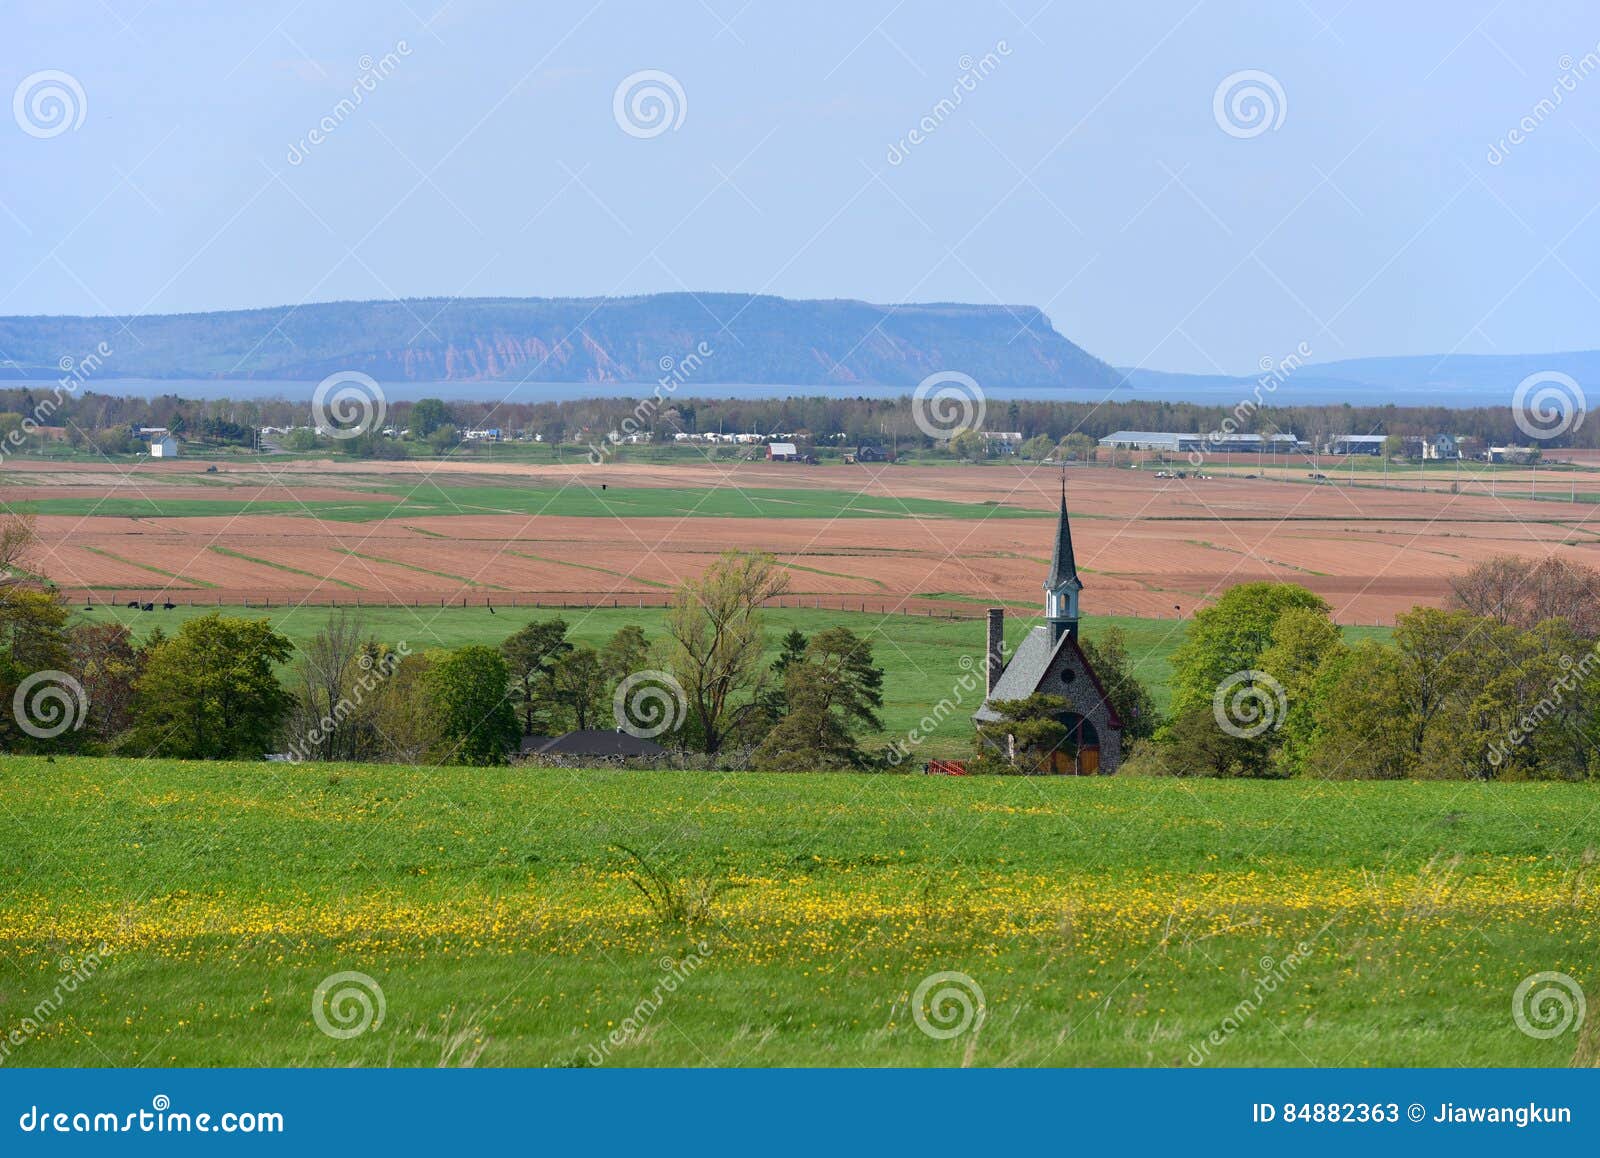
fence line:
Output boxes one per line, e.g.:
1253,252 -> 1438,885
68,590 -> 997,621
61,589 -> 1399,629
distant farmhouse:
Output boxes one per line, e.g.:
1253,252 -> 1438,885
981,431 -> 1024,454
767,441 -> 799,461
1324,433 -> 1464,458
975,478 -> 1123,774
844,443 -> 890,464
1421,433 -> 1460,460
149,435 -> 178,458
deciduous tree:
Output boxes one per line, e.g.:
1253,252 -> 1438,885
666,552 -> 788,754
1450,555 -> 1600,639
1256,607 -> 1345,775
67,622 -> 142,743
1079,626 -> 1159,745
543,646 -> 608,732
429,645 -> 519,765
1168,583 -> 1330,720
129,614 -> 294,759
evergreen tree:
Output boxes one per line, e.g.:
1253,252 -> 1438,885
754,628 -> 884,770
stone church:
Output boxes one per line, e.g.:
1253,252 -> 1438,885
973,477 -> 1124,773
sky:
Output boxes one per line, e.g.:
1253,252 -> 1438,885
4,0 -> 1600,374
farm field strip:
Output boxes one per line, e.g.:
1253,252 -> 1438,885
11,460 -> 1600,622
207,546 -> 365,590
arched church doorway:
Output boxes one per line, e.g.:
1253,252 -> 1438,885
1052,712 -> 1100,775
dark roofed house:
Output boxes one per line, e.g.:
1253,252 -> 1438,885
973,474 -> 1123,774
521,730 -> 667,761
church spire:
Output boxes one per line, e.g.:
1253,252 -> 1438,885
1045,467 -> 1082,644
1048,468 -> 1078,591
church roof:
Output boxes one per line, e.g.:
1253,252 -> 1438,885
1048,475 -> 1079,590
976,626 -> 1057,712
973,626 -> 1124,729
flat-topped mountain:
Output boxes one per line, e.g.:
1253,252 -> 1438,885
0,293 -> 1121,389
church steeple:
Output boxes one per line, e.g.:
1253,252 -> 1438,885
1045,469 -> 1082,645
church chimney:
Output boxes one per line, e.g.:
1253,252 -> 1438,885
986,608 -> 1005,694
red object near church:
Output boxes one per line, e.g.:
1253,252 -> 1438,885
924,759 -> 968,776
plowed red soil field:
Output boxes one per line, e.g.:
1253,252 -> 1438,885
8,456 -> 1600,624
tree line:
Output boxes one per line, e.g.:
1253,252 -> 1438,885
5,387 -> 1594,458
0,543 -> 893,770
1127,557 -> 1600,779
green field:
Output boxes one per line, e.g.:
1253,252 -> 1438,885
74,606 -> 1360,753
1,759 -> 1593,1067
14,482 -> 1047,522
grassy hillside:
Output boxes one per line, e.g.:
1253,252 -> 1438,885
0,758 -> 1593,1066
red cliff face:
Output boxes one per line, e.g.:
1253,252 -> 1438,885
388,331 -> 629,381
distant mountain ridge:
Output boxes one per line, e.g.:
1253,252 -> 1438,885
1117,350 -> 1600,407
0,293 -> 1121,389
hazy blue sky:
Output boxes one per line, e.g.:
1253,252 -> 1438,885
5,0 -> 1600,373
